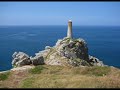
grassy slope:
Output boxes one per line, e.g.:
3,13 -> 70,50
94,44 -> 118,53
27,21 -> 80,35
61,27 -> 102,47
0,65 -> 120,88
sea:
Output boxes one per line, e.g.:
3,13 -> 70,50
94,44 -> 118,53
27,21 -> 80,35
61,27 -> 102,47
0,25 -> 120,71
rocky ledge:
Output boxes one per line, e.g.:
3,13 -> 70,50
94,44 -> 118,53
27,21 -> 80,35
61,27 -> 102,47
12,37 -> 105,68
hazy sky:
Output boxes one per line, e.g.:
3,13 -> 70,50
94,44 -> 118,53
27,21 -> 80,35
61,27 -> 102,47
0,2 -> 120,26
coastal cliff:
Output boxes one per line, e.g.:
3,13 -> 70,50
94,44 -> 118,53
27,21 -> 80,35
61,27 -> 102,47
12,37 -> 104,68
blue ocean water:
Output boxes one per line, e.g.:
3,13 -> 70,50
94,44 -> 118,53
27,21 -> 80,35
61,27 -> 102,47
0,25 -> 120,71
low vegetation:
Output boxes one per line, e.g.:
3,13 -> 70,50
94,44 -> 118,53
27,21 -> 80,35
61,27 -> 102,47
0,65 -> 120,88
29,65 -> 46,74
21,65 -> 120,88
0,71 -> 10,81
79,66 -> 111,76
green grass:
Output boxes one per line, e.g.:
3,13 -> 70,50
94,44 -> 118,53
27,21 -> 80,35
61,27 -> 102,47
29,65 -> 46,74
0,71 -> 10,81
80,66 -> 111,76
22,77 -> 35,88
29,65 -> 110,76
20,65 -> 120,88
1,65 -> 120,88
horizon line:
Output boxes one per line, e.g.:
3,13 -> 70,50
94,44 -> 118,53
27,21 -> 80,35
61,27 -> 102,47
0,25 -> 120,27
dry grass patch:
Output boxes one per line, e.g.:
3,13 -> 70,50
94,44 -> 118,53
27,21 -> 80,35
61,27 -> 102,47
20,65 -> 120,88
1,65 -> 120,88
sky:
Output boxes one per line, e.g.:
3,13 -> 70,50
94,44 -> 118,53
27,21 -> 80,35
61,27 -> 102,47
0,2 -> 120,26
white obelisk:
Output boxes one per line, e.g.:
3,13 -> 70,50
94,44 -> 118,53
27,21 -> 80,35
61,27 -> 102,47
67,20 -> 72,38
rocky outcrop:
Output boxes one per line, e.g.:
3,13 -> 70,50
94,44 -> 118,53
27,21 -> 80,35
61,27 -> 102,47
12,52 -> 44,67
43,37 -> 104,67
12,52 -> 32,67
55,37 -> 89,61
89,55 -> 104,66
30,56 -> 44,65
12,37 -> 105,68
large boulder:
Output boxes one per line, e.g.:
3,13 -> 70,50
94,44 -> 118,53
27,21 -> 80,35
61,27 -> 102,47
89,55 -> 104,66
30,55 -> 44,65
12,51 -> 45,67
56,37 -> 89,61
12,52 -> 32,67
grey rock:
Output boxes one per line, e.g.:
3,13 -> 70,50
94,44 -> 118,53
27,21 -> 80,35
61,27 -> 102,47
17,59 -> 31,67
31,56 -> 44,65
12,58 -> 19,65
12,52 -> 17,58
89,55 -> 104,66
44,37 -> 90,67
55,39 -> 62,46
45,46 -> 51,50
57,38 -> 89,61
12,52 -> 32,67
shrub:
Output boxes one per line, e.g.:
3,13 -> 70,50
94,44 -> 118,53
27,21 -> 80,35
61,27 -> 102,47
29,65 -> 46,74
